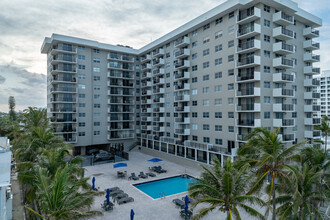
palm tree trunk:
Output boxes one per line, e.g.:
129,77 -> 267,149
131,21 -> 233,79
272,177 -> 276,220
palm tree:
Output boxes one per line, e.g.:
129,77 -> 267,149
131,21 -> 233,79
236,127 -> 306,220
276,164 -> 325,219
315,115 -> 330,154
188,158 -> 265,220
25,166 -> 103,220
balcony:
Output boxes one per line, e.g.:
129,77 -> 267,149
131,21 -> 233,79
174,83 -> 190,91
175,106 -> 190,112
304,118 -> 321,125
237,23 -> 261,39
273,27 -> 294,40
236,39 -> 261,53
175,95 -> 190,102
237,119 -> 261,127
51,44 -> 77,54
50,77 -> 76,84
273,57 -> 294,68
236,87 -> 261,97
50,65 -> 77,74
304,92 -> 320,99
153,88 -> 165,94
236,134 -> 248,142
107,133 -> 134,140
107,63 -> 134,71
49,55 -> 77,64
174,60 -> 190,69
174,36 -> 190,48
153,107 -> 165,113
175,117 -> 190,124
272,11 -> 294,26
279,134 -> 295,142
141,72 -> 152,79
273,119 -> 295,127
273,104 -> 294,112
141,81 -> 152,87
141,63 -> 152,70
273,88 -> 294,97
174,49 -> 190,59
273,73 -> 294,82
236,103 -> 261,112
174,71 -> 190,80
236,71 -> 260,82
304,53 -> 320,62
303,27 -> 319,38
153,78 -> 165,85
153,68 -> 165,75
50,118 -> 77,123
153,58 -> 165,67
107,54 -> 134,62
153,126 -> 165,132
153,117 -> 165,122
141,54 -> 152,63
237,7 -> 261,24
153,48 -> 165,57
305,130 -> 321,138
304,79 -> 320,87
303,40 -> 320,50
304,105 -> 321,112
50,87 -> 77,93
174,129 -> 190,135
107,125 -> 123,131
304,66 -> 320,75
153,97 -> 165,103
50,108 -> 76,113
236,55 -> 261,68
273,42 -> 294,54
50,97 -> 76,103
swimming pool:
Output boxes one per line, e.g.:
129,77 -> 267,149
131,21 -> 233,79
133,175 -> 196,199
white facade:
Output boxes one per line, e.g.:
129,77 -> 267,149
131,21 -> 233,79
315,70 -> 330,118
0,138 -> 12,220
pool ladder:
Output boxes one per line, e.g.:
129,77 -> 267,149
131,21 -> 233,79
159,192 -> 166,199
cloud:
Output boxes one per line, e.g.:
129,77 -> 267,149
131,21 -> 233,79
0,75 -> 5,84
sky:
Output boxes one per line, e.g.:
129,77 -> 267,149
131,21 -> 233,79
0,0 -> 329,112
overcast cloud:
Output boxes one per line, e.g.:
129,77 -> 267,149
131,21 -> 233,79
0,0 -> 329,112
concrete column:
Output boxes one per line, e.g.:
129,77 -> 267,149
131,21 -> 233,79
195,149 -> 197,161
221,154 -> 224,167
80,146 -> 86,155
175,145 -> 177,156
184,146 -> 187,158
166,143 -> 169,153
207,151 -> 210,164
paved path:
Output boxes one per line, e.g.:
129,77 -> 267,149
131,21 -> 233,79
11,173 -> 25,220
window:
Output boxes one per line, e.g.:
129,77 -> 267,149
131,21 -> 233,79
203,137 -> 210,143
203,62 -> 209,69
215,17 -> 223,25
228,25 -> 234,34
166,112 -> 170,117
203,23 -> 210,30
215,112 -> 222,118
94,122 -> 100,126
94,131 -> 100,135
203,112 -> 209,118
203,36 -> 210,44
228,55 -> 234,62
166,122 -> 170,127
215,72 -> 222,79
166,83 -> 170,88
78,55 -> 85,60
94,104 -> 100,108
78,84 -> 86,89
215,58 -> 222,66
203,99 -> 209,106
215,125 -> 222,131
192,29 -> 198,36
192,53 -> 197,60
203,74 -> 209,81
215,44 -> 222,52
264,66 -> 270,73
192,101 -> 197,106
79,113 -> 85,117
264,19 -> 270,27
264,4 -> 270,12
166,72 -> 170,78
264,50 -> 270,58
215,139 -> 223,145
78,74 -> 86,79
214,98 -> 222,105
78,94 -> 85,98
166,52 -> 170,58
192,41 -> 197,48
228,69 -> 234,76
228,112 -> 234,118
78,65 -> 85,70
78,132 -> 85,136
192,112 -> 198,118
93,113 -> 100,118
78,46 -> 85,51
93,49 -> 100,53
264,81 -> 271,88
264,112 -> 270,119
203,49 -> 210,56
192,65 -> 198,71
94,76 -> 100,81
203,124 -> 210,130
228,11 -> 234,19
192,89 -> 198,95
228,126 -> 234,132
192,77 -> 198,83
79,122 -> 85,127
228,40 -> 234,48
292,112 -> 297,118
264,35 -> 270,42
214,85 -> 222,92
192,136 -> 198,141
264,96 -> 271,103
192,124 -> 198,130
203,87 -> 209,94
94,86 -> 100,90
166,62 -> 170,68
228,83 -> 234,90
166,42 -> 170,47
93,58 -> 100,63
79,103 -> 85,107
228,98 -> 234,104
215,30 -> 223,39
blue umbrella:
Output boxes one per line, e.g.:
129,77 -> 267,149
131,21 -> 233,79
184,195 -> 189,212
130,209 -> 135,220
113,162 -> 127,168
92,177 -> 95,190
148,158 -> 163,163
105,189 -> 110,204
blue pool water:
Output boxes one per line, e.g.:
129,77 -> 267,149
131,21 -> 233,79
133,175 -> 196,199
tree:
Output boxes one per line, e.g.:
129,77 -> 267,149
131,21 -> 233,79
8,96 -> 16,121
236,127 -> 306,220
315,115 -> 330,154
188,158 -> 265,220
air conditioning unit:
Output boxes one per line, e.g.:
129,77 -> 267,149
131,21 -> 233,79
6,186 -> 12,200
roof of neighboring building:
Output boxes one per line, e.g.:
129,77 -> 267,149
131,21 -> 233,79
0,151 -> 12,187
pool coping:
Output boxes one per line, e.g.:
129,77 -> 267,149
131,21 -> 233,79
131,174 -> 197,201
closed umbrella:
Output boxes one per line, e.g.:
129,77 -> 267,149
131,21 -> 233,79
92,176 -> 95,190
184,195 -> 189,212
113,162 -> 127,168
147,158 -> 163,163
130,209 -> 135,220
105,189 -> 110,204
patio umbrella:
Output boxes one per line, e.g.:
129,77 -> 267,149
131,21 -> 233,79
105,189 -> 110,204
130,209 -> 135,220
184,195 -> 189,212
113,162 -> 127,168
92,176 -> 95,190
147,158 -> 163,163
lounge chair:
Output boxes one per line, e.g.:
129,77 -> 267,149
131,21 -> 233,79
117,171 -> 127,178
173,198 -> 185,209
113,193 -> 128,202
146,172 -> 156,177
109,190 -> 123,197
118,197 -> 134,205
101,200 -> 114,211
180,209 -> 193,219
138,171 -> 148,179
108,187 -> 120,191
154,166 -> 167,173
128,172 -> 139,180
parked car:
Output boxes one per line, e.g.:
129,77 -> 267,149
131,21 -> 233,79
94,150 -> 113,161
88,149 -> 100,155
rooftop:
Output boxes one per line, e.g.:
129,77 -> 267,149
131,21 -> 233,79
0,151 -> 12,187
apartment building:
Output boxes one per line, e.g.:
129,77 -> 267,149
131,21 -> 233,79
315,70 -> 330,118
42,0 -> 322,164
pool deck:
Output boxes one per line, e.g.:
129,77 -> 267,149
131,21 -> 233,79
86,149 -> 267,219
